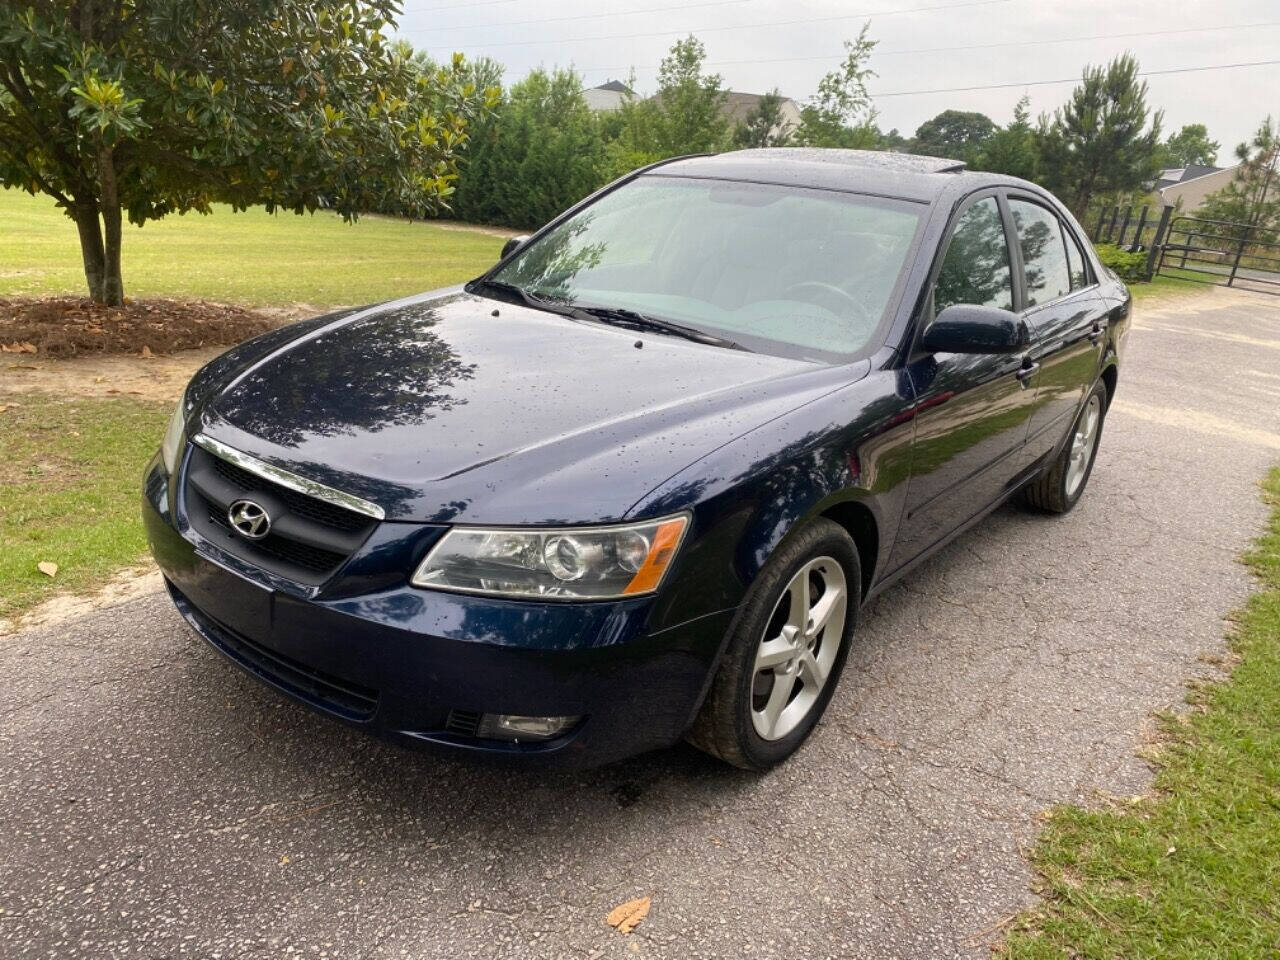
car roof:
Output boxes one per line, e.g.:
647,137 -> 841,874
645,148 -> 1008,203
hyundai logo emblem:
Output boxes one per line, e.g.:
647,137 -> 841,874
228,499 -> 271,540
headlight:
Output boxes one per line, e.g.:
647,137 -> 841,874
160,388 -> 188,475
411,514 -> 689,600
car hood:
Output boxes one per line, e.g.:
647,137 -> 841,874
196,289 -> 868,523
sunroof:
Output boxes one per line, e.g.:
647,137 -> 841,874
731,148 -> 967,173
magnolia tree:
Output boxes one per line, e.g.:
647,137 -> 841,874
0,1 -> 496,305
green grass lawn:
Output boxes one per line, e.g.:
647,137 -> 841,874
1,187 -> 505,620
1130,272 -> 1215,302
0,395 -> 168,620
0,189 -> 505,307
1005,468 -> 1280,959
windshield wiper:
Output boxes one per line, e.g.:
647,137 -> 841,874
472,283 -> 750,352
469,278 -> 577,318
569,305 -> 750,351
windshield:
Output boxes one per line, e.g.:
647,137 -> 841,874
488,176 -> 925,362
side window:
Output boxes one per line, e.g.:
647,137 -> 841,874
1008,199 -> 1071,307
1062,223 -> 1090,289
933,197 -> 1014,315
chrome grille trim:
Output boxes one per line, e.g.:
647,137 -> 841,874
191,434 -> 386,521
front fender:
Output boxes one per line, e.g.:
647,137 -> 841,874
636,368 -> 918,629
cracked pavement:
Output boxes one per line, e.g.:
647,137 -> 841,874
2,287 -> 1278,959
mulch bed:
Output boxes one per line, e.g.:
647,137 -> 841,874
0,298 -> 278,358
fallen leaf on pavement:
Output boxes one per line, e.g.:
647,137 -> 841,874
37,561 -> 59,578
140,345 -> 154,358
605,896 -> 651,935
3,341 -> 37,353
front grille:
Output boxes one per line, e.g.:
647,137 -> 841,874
206,509 -> 347,574
169,582 -> 378,721
211,456 -> 370,533
184,444 -> 377,585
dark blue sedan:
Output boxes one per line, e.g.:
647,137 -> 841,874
143,149 -> 1130,770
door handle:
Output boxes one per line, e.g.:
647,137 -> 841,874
1015,360 -> 1040,386
1087,322 -> 1106,345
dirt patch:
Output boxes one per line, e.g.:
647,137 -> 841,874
0,300 -> 325,403
0,345 -> 226,403
431,219 -> 524,239
0,297 -> 279,358
0,564 -> 162,638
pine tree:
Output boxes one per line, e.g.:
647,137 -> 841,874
1035,54 -> 1163,217
975,97 -> 1039,181
1199,117 -> 1280,233
733,90 -> 794,148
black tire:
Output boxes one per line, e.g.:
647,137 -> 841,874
686,518 -> 860,770
1022,380 -> 1108,514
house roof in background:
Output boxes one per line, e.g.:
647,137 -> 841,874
593,80 -> 633,94
718,91 -> 800,124
1157,162 -> 1240,208
1179,163 -> 1223,182
1166,163 -> 1237,189
1158,163 -> 1223,185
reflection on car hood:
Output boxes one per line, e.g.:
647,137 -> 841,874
197,290 -> 868,523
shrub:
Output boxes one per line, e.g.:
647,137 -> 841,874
1094,243 -> 1148,282
453,69 -> 607,230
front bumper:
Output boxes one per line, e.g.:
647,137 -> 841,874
143,456 -> 733,769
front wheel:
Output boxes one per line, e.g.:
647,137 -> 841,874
686,519 -> 860,770
1022,380 -> 1108,514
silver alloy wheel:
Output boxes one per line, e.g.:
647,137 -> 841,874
1064,394 -> 1102,498
750,556 -> 848,741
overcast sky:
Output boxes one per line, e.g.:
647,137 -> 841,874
395,0 -> 1279,161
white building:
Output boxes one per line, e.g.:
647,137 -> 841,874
583,80 -> 634,113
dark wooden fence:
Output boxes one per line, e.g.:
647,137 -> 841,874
1089,204 -> 1174,280
1157,216 -> 1280,293
1089,203 -> 1280,292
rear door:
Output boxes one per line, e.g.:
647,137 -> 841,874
1006,195 -> 1108,462
887,192 -> 1040,571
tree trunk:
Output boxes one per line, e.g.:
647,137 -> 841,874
72,196 -> 107,303
97,145 -> 124,306
1250,144 -> 1278,227
1073,165 -> 1100,223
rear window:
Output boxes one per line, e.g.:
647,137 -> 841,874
1063,222 -> 1091,289
1009,199 -> 1071,307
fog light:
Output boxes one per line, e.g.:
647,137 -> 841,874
475,713 -> 580,742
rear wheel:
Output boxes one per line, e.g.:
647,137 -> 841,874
1023,380 -> 1107,514
687,519 -> 859,770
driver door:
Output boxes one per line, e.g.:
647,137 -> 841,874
887,192 -> 1041,572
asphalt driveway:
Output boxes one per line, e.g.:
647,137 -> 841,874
3,286 -> 1278,959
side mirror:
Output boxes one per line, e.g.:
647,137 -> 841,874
922,304 -> 1028,354
500,234 -> 530,260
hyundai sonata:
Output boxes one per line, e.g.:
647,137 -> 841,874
143,148 -> 1130,769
